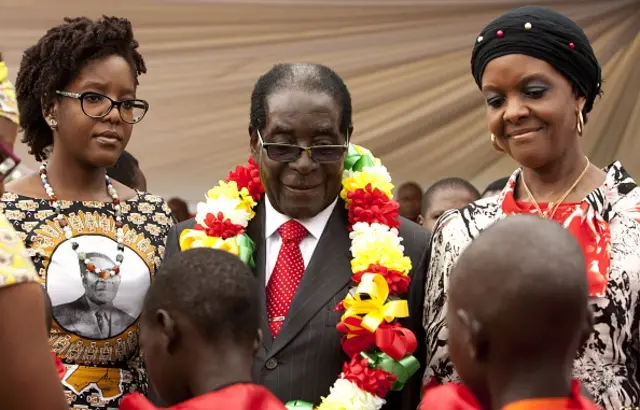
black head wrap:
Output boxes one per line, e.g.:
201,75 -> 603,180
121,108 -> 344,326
471,6 -> 602,118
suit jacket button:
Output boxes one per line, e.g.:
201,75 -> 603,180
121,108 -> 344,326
265,358 -> 278,370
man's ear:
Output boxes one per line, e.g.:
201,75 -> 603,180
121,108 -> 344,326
249,126 -> 259,161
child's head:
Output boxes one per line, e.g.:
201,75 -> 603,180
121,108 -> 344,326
140,248 -> 260,405
446,215 -> 592,406
422,177 -> 480,231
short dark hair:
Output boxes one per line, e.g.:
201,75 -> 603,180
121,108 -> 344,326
423,177 -> 480,213
107,151 -> 140,189
398,181 -> 423,196
249,63 -> 352,134
481,177 -> 509,197
144,249 -> 259,347
15,16 -> 146,162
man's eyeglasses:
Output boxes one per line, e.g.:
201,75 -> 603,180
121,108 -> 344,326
56,91 -> 149,124
257,130 -> 348,163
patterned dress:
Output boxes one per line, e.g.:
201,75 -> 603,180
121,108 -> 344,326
0,192 -> 173,410
423,162 -> 640,410
0,212 -> 38,287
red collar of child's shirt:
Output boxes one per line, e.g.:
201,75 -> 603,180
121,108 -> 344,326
119,383 -> 287,410
420,383 -> 482,410
420,381 -> 602,410
502,381 -> 602,410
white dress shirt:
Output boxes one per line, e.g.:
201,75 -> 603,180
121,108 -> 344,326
264,195 -> 338,286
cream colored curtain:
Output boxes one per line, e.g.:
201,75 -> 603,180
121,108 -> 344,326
1,0 -> 638,202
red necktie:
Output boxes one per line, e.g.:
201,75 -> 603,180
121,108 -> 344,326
266,220 -> 307,337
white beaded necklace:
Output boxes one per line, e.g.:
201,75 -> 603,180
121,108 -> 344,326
40,162 -> 125,278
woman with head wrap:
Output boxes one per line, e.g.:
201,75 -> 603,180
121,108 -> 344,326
423,6 -> 640,410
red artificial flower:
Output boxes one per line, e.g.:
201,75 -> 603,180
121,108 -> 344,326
226,157 -> 264,201
337,317 -> 416,360
342,356 -> 397,398
347,184 -> 401,230
353,264 -> 410,295
194,212 -> 244,239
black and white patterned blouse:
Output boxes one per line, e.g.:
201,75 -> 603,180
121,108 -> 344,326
423,162 -> 640,410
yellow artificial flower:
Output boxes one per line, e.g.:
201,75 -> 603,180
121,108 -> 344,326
179,230 -> 239,255
340,171 -> 394,202
205,180 -> 257,220
351,246 -> 412,275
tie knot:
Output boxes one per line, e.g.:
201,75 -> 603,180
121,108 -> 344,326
278,220 -> 307,244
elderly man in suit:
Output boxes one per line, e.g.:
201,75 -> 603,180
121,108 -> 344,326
53,252 -> 135,339
162,63 -> 430,409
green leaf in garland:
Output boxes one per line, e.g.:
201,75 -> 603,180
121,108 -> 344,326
360,351 -> 420,391
236,234 -> 256,269
344,144 -> 362,171
285,400 -> 314,409
353,154 -> 375,172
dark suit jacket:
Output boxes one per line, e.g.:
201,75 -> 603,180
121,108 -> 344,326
159,200 -> 430,409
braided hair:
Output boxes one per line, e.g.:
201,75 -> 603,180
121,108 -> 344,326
15,16 -> 146,162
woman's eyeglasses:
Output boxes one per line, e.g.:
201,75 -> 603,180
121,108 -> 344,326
56,91 -> 149,124
257,130 -> 347,163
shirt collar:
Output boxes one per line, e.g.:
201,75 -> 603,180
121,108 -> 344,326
264,195 -> 338,240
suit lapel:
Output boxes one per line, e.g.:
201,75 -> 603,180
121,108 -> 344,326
246,202 -> 272,351
265,201 -> 352,360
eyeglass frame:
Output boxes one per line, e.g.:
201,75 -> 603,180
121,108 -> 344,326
55,90 -> 149,124
256,129 -> 350,163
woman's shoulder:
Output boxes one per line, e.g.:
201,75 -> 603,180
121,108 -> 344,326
133,192 -> 172,215
432,195 -> 501,244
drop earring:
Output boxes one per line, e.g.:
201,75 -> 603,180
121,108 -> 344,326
576,111 -> 584,137
49,119 -> 58,129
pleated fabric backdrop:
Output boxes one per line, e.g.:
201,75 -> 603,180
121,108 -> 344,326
1,0 -> 639,202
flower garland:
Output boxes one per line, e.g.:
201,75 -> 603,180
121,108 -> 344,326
179,144 -> 419,410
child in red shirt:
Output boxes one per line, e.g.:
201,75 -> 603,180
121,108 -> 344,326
421,216 -> 601,410
120,248 -> 286,410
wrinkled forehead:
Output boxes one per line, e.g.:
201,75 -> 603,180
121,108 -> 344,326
264,88 -> 341,134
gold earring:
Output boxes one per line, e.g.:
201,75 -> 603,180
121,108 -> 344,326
576,111 -> 584,137
490,134 -> 504,153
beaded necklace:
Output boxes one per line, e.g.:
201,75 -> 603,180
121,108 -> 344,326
40,162 -> 125,278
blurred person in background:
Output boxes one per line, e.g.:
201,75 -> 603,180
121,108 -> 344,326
397,181 -> 424,224
422,177 -> 480,232
107,150 -> 147,191
0,53 -> 31,183
0,53 -> 19,149
480,176 -> 509,199
168,197 -> 191,223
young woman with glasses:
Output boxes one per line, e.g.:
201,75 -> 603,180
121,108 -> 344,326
0,16 -> 173,409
